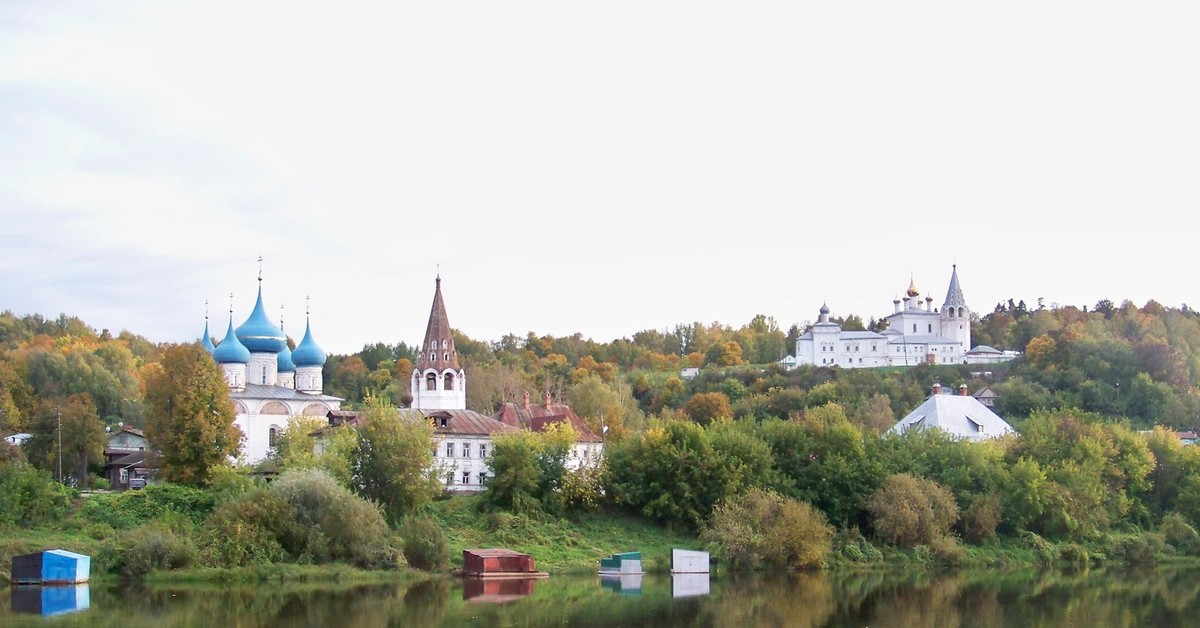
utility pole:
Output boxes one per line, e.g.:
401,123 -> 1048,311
57,406 -> 62,484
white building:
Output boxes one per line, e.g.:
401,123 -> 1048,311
204,271 -> 342,465
795,265 -> 1017,369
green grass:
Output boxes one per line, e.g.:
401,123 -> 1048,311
427,493 -> 702,574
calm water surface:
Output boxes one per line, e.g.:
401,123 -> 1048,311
3,565 -> 1198,627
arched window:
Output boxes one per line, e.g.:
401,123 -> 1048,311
443,352 -> 449,361
269,427 -> 278,447
430,353 -> 436,362
442,339 -> 448,349
444,373 -> 455,390
426,373 -> 437,391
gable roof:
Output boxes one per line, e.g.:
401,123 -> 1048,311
888,392 -> 1016,442
425,409 -> 521,437
492,399 -> 605,443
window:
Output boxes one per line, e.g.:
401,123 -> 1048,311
912,324 -> 917,333
443,352 -> 449,361
426,373 -> 437,391
440,417 -> 448,427
446,442 -> 454,457
430,352 -> 436,362
262,365 -> 267,383
928,324 -> 933,333
479,472 -> 488,485
269,427 -> 278,447
462,443 -> 470,458
479,443 -> 487,457
442,339 -> 448,349
119,468 -> 128,484
462,471 -> 470,485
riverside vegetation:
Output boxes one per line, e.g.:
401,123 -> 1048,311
4,298 -> 1200,583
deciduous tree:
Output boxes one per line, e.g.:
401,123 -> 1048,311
144,342 -> 241,487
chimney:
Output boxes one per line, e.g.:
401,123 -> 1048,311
545,391 -> 553,408
523,390 -> 531,412
931,382 -> 941,395
959,384 -> 969,396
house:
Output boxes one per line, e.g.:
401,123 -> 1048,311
1178,431 -> 1198,446
427,408 -> 521,492
103,424 -> 152,490
492,390 -> 605,468
972,385 -> 999,409
887,382 -> 1017,442
4,432 -> 31,447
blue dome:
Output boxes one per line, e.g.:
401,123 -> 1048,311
201,319 -> 217,353
235,285 -> 287,353
277,343 -> 296,372
213,317 -> 251,364
291,319 -> 326,368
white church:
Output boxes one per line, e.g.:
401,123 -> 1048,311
203,271 -> 342,465
794,266 -> 1019,369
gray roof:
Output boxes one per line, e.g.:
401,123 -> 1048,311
232,383 -> 343,403
967,345 -> 1001,354
888,393 -> 1016,442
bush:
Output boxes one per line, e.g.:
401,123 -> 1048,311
701,488 -> 834,570
198,488 -> 291,567
0,460 -> 74,527
832,528 -> 883,563
961,494 -> 1001,543
265,468 -> 397,568
866,473 -> 959,547
107,523 -> 198,578
928,535 -> 965,566
1116,533 -> 1167,566
1058,542 -> 1090,567
402,514 -> 448,571
76,483 -> 217,530
1160,512 -> 1200,556
1022,531 -> 1059,565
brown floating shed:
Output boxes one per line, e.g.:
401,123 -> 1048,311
461,548 -> 548,579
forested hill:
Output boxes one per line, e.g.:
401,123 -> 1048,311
2,297 -> 1199,443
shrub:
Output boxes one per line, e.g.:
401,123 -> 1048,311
0,459 -> 74,527
961,494 -> 1001,543
402,514 -> 448,571
107,523 -> 198,578
267,468 -> 396,567
701,488 -> 834,570
866,473 -> 959,547
1160,512 -> 1200,556
1058,542 -> 1090,567
198,488 -> 291,567
76,483 -> 217,529
1115,533 -> 1167,566
928,535 -> 965,565
832,528 -> 883,563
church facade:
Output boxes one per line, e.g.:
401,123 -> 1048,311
203,272 -> 342,465
795,266 -> 1016,369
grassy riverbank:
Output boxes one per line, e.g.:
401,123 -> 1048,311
5,490 -> 1197,587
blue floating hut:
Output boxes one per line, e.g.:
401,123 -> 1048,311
11,549 -> 91,584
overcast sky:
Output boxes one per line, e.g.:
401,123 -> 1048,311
2,2 -> 1197,356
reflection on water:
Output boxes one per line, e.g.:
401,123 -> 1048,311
10,584 -> 90,617
672,573 -> 710,598
599,573 -> 643,595
463,577 -> 538,603
4,564 -> 1200,627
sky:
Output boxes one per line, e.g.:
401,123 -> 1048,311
2,2 -> 1198,356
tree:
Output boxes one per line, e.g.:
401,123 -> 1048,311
683,391 -> 733,426
350,396 -> 442,523
866,473 -> 959,547
144,342 -> 241,487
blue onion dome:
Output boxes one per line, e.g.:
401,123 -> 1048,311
819,303 -> 830,316
213,317 -> 251,364
235,285 -> 287,353
277,342 -> 296,372
291,319 -> 326,368
201,319 -> 217,353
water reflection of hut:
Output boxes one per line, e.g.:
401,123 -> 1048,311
463,576 -> 539,603
461,548 -> 548,579
599,573 -> 643,595
672,573 -> 711,598
10,584 -> 91,616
